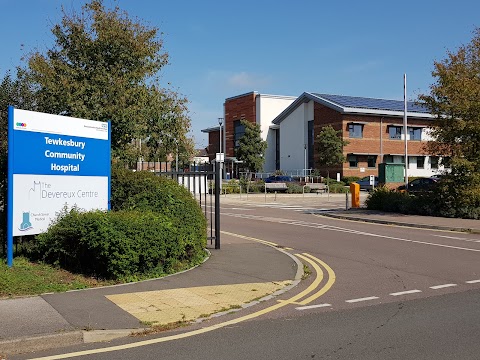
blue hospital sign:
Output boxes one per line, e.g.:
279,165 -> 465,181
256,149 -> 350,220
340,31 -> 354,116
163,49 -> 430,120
7,107 -> 111,265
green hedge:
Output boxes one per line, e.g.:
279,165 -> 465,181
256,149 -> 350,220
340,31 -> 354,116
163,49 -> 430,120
111,166 -> 207,248
365,182 -> 480,219
30,209 -> 204,281
365,187 -> 414,213
28,166 -> 207,280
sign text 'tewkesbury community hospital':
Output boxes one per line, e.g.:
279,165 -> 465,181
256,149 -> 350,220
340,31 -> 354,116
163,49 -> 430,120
8,108 -> 111,243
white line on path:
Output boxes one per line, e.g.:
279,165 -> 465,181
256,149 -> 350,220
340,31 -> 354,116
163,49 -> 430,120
389,289 -> 422,296
466,279 -> 480,284
345,296 -> 379,303
295,304 -> 332,310
430,284 -> 457,290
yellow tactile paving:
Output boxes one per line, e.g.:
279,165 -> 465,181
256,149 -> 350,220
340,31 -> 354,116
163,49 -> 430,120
106,281 -> 291,325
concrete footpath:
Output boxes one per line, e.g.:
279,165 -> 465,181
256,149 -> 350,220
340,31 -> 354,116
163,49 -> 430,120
0,234 -> 300,355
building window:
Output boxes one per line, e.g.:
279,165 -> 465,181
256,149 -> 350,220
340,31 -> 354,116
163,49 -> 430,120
348,155 -> 358,168
367,155 -> 377,168
348,124 -> 363,138
275,129 -> 280,170
417,156 -> 425,169
389,126 -> 402,139
384,155 -> 393,163
431,156 -> 439,169
409,127 -> 422,141
234,120 -> 245,149
308,120 -> 314,169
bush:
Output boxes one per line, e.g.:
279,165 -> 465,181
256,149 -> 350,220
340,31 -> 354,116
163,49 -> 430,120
365,186 -> 414,213
366,172 -> 480,219
286,182 -> 304,194
29,166 -> 208,280
111,166 -> 206,249
328,183 -> 349,193
30,208 -> 205,281
341,176 -> 361,186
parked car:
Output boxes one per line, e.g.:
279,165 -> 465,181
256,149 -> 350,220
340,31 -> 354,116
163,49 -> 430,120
354,176 -> 379,191
397,177 -> 439,193
264,175 -> 295,183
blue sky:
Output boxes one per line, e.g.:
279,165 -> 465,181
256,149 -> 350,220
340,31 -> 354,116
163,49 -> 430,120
1,1 -> 479,148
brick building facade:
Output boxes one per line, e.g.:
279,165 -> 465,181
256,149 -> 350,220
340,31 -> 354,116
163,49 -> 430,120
202,91 -> 446,179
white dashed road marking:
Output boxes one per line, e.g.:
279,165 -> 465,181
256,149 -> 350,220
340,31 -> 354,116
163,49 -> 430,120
295,304 -> 332,310
466,279 -> 480,284
345,296 -> 379,303
389,289 -> 422,296
430,284 -> 457,290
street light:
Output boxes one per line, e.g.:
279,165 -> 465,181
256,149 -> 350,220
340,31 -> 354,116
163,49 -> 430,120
218,118 -> 223,155
218,118 -> 224,189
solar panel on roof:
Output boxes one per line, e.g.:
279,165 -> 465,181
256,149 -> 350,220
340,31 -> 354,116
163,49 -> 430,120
312,93 -> 429,113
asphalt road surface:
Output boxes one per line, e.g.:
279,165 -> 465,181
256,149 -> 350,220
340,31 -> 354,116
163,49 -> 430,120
13,197 -> 480,359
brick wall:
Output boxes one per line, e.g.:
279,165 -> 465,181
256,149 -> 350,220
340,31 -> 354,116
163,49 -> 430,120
312,102 -> 433,178
224,92 -> 257,157
207,131 -> 220,162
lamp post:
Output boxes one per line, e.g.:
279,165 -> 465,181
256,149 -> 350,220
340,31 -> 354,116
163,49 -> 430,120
218,118 -> 224,190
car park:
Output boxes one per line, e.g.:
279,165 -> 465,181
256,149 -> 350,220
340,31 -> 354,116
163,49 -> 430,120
354,176 -> 379,191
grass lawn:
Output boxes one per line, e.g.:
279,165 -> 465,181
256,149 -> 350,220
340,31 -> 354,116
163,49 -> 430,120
0,257 -> 114,298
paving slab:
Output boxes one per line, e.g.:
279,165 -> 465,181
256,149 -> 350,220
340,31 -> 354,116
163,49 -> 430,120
106,281 -> 291,324
0,297 -> 74,341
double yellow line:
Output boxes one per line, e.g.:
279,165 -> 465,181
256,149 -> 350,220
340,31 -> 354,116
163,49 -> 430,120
221,231 -> 336,305
29,234 -> 335,360
290,253 -> 336,305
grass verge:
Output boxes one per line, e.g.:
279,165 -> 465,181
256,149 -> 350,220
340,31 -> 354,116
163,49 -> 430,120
0,257 -> 115,298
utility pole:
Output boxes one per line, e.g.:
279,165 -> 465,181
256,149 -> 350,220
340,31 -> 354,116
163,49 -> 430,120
403,74 -> 408,189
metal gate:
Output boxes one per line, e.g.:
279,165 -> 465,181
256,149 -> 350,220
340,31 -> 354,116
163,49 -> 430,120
154,161 -> 220,249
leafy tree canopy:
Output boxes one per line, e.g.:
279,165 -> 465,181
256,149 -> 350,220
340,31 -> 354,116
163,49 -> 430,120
315,125 -> 349,168
419,27 -> 480,217
235,119 -> 267,174
419,27 -> 480,171
27,0 -> 193,162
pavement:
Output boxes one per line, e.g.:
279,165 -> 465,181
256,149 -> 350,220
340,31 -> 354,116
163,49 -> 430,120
1,193 -> 479,356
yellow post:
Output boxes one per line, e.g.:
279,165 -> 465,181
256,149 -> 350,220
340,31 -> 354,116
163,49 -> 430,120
350,183 -> 360,208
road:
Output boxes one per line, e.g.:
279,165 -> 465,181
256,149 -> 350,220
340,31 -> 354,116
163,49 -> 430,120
13,195 -> 480,359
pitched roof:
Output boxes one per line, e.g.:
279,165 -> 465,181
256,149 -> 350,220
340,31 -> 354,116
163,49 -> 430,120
195,148 -> 208,157
272,92 -> 433,124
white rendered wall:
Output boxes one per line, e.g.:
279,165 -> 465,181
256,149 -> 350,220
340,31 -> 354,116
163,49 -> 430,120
256,94 -> 296,173
391,155 -> 445,177
278,101 -> 314,174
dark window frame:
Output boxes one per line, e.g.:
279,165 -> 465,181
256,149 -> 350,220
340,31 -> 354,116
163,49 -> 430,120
409,127 -> 422,141
348,124 -> 363,138
233,119 -> 245,149
416,156 -> 425,169
389,126 -> 402,140
348,155 -> 358,168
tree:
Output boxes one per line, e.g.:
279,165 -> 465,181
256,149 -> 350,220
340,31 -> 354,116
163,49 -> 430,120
141,85 -> 195,163
235,119 -> 267,177
0,69 -> 38,249
315,125 -> 349,176
419,27 -> 480,218
27,0 -> 192,162
419,27 -> 480,170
